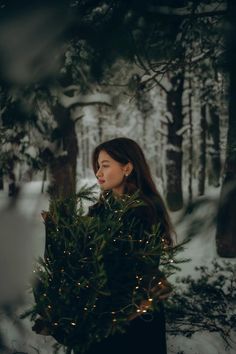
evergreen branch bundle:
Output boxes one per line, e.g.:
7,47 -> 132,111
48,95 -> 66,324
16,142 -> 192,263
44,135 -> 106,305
21,187 -> 189,354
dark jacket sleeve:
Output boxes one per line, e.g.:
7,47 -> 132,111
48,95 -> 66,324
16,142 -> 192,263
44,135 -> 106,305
123,204 -> 164,289
124,202 -> 164,238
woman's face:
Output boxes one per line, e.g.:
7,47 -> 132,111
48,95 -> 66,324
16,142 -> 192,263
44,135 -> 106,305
96,150 -> 133,195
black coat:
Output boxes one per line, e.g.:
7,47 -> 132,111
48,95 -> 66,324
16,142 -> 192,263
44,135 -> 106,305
86,193 -> 168,354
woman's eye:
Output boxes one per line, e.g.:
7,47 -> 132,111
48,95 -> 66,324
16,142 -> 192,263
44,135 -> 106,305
98,165 -> 109,169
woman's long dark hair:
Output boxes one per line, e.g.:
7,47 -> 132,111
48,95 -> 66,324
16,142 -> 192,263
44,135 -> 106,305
91,137 -> 176,246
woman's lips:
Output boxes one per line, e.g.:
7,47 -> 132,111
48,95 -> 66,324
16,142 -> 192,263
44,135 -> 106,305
98,179 -> 105,184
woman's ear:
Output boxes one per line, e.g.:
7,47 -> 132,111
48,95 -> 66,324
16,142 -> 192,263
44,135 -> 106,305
124,162 -> 133,176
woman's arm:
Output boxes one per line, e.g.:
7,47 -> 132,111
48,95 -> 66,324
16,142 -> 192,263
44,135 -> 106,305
125,203 -> 173,321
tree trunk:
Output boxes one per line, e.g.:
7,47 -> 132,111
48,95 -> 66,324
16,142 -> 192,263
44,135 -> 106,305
208,105 -> 221,187
81,122 -> 86,177
215,0 -> 236,257
49,104 -> 78,199
0,169 -> 3,190
158,120 -> 166,188
165,71 -> 184,211
135,78 -> 154,150
188,75 -> 193,205
198,103 -> 207,196
86,125 -> 90,170
41,168 -> 47,194
8,160 -> 18,197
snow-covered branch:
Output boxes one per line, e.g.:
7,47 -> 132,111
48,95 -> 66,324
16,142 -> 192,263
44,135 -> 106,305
55,86 -> 112,108
190,50 -> 211,64
149,3 -> 227,17
164,112 -> 174,124
176,125 -> 190,136
165,144 -> 182,153
156,127 -> 168,137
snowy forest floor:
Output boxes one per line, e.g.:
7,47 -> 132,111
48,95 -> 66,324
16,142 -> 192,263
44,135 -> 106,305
0,180 -> 235,354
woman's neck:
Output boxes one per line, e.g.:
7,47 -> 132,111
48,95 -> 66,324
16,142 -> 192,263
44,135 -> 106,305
112,186 -> 124,197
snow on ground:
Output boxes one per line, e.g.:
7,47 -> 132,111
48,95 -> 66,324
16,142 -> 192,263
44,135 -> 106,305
167,184 -> 236,354
0,180 -> 235,354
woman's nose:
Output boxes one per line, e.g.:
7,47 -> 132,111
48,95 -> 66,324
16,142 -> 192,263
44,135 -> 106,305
96,169 -> 103,178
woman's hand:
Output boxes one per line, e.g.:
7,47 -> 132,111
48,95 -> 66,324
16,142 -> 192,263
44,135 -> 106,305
150,277 -> 173,300
128,277 -> 173,321
128,299 -> 153,321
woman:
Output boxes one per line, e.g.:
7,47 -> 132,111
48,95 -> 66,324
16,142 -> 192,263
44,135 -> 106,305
86,137 -> 176,354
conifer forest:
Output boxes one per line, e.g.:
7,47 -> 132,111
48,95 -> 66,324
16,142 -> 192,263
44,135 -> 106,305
0,1 -> 235,354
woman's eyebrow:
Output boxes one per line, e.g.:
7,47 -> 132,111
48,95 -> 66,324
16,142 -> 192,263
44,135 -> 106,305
99,160 -> 110,163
